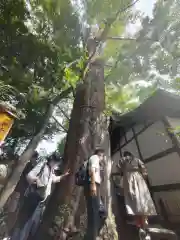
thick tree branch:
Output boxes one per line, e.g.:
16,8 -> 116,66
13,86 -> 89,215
107,36 -> 136,41
55,58 -> 81,99
107,36 -> 161,42
51,87 -> 72,106
96,0 -> 140,43
66,59 -> 80,68
104,52 -> 123,82
52,116 -> 68,133
83,0 -> 140,76
57,105 -> 70,122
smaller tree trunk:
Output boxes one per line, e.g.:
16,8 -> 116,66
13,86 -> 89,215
0,104 -> 55,239
36,84 -> 89,240
0,88 -> 71,210
0,104 -> 54,209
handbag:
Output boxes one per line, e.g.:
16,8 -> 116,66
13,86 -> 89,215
24,161 -> 47,199
99,199 -> 107,219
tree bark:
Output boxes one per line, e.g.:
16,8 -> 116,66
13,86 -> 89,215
36,82 -> 90,240
0,88 -> 72,239
0,104 -> 54,210
36,55 -> 118,240
57,57 -> 118,239
33,4 -> 139,238
0,87 -> 72,210
0,104 -> 54,239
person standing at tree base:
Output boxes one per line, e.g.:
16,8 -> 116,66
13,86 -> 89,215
10,152 -> 70,240
84,148 -> 105,240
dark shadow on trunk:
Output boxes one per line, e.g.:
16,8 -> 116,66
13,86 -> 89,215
36,59 -> 106,240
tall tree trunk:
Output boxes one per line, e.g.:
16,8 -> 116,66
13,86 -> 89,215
36,5 -> 137,238
37,55 -> 118,240
36,82 -> 90,240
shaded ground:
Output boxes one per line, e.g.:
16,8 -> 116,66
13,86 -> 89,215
111,181 -> 139,240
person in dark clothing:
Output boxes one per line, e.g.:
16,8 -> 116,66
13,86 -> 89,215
8,151 -> 38,205
6,151 -> 39,234
84,148 -> 105,240
10,152 -> 69,240
17,151 -> 39,198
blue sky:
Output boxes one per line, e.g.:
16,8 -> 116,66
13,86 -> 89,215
37,0 -> 157,155
127,0 -> 157,35
136,0 -> 156,17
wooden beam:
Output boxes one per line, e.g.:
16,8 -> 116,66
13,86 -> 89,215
112,122 -> 154,155
131,125 -> 155,202
52,116 -> 68,133
151,183 -> 180,192
132,126 -> 143,160
113,119 -> 179,164
144,147 -> 176,163
56,105 -> 70,122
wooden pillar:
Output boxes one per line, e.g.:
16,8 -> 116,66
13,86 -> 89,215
132,126 -> 143,160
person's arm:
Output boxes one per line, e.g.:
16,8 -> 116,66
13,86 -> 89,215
26,172 -> 38,185
52,169 -> 70,183
88,156 -> 98,196
138,158 -> 147,177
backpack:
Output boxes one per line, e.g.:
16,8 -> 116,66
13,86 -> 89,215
25,161 -> 47,198
75,160 -> 89,186
99,199 -> 107,219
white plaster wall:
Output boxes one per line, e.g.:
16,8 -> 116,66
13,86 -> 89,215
146,152 -> 180,186
126,129 -> 133,141
167,117 -> 180,129
134,124 -> 144,134
121,139 -> 140,159
120,136 -> 126,146
137,121 -> 173,159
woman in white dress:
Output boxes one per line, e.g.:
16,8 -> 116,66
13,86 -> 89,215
117,151 -> 157,228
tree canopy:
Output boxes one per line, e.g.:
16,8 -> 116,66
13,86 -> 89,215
0,0 -> 82,152
1,0 -> 180,239
0,0 -> 179,154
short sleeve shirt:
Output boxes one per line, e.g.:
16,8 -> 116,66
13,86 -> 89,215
88,155 -> 101,184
